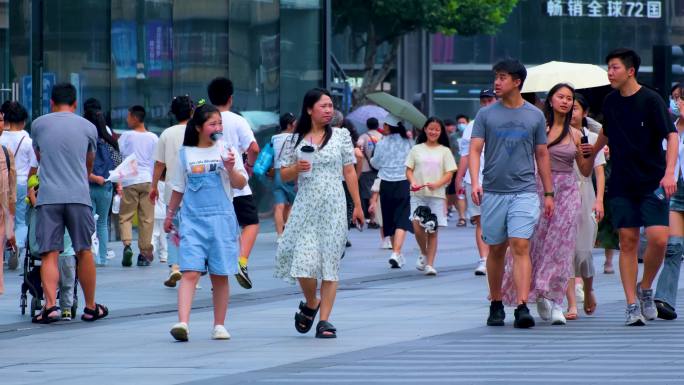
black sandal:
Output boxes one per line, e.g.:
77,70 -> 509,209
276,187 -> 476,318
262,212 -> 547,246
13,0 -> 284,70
294,301 -> 319,334
31,306 -> 60,324
457,218 -> 467,227
315,320 -> 337,339
81,303 -> 109,322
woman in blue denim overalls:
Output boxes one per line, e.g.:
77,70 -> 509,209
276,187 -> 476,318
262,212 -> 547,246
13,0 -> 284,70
164,103 -> 247,342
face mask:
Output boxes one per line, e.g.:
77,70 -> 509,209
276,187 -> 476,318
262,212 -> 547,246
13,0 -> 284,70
671,98 -> 680,117
457,123 -> 467,132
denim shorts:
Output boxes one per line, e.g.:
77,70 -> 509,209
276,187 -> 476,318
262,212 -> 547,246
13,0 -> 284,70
480,192 -> 540,245
273,169 -> 296,205
670,178 -> 684,212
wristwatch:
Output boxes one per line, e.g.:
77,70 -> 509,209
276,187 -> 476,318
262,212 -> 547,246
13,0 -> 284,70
544,191 -> 555,198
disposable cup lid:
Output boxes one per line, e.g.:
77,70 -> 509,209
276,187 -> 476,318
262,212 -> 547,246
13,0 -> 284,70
301,145 -> 315,153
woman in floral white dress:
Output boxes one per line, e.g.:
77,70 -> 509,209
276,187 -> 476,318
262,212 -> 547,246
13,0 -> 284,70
275,88 -> 364,339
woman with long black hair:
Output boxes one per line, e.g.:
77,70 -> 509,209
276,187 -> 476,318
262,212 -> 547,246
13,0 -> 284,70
85,104 -> 121,267
406,117 -> 457,276
275,88 -> 364,339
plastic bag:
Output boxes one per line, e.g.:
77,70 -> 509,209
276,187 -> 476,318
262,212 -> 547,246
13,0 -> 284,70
91,214 -> 99,258
106,153 -> 138,183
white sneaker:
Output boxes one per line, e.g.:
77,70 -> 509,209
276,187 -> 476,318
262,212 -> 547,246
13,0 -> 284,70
106,249 -> 116,260
388,252 -> 405,268
424,265 -> 437,276
416,255 -> 427,271
536,297 -> 552,321
575,283 -> 584,303
551,303 -> 567,325
212,325 -> 231,340
474,259 -> 487,276
381,237 -> 392,249
159,256 -> 168,263
170,322 -> 189,341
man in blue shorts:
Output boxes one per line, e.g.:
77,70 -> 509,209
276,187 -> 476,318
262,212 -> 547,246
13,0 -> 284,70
469,59 -> 554,329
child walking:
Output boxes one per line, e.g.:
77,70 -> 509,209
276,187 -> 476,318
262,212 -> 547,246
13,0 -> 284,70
406,117 -> 457,276
165,103 -> 247,342
27,174 -> 77,320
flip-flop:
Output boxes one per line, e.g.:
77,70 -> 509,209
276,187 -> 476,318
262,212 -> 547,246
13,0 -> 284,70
584,291 -> 597,315
564,311 -> 578,321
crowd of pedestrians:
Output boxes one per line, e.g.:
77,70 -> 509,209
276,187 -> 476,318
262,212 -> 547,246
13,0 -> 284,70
0,47 -> 682,341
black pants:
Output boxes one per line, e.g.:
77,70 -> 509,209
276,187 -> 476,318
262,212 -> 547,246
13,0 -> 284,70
379,180 -> 413,236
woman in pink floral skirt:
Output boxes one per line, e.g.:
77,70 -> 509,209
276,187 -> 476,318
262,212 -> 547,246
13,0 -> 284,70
502,83 -> 593,325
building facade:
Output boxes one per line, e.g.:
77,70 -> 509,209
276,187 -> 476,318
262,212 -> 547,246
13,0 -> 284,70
0,0 -> 328,215
333,0 -> 684,120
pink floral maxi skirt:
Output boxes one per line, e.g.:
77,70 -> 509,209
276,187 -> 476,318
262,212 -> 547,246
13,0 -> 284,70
502,172 -> 580,306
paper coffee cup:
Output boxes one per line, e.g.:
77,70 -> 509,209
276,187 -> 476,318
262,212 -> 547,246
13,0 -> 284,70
299,145 -> 315,177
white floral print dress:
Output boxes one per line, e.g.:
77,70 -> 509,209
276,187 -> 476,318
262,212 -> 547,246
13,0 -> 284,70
274,128 -> 355,283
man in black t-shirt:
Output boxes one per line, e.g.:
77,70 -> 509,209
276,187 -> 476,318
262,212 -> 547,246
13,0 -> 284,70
589,48 -> 678,326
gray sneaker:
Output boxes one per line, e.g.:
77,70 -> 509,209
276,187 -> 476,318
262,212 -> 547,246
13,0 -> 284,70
637,282 -> 657,321
625,303 -> 646,326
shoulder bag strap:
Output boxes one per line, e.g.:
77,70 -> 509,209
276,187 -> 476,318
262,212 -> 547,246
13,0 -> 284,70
13,136 -> 25,156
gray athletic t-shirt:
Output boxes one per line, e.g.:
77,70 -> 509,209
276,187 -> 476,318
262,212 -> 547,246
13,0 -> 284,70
32,112 -> 97,206
471,101 -> 547,194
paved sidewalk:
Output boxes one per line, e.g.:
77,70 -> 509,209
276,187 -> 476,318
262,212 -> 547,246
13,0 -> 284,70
0,224 -> 682,385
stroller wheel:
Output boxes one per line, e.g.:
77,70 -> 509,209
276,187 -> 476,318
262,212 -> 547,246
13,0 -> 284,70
31,297 -> 42,316
20,294 -> 27,315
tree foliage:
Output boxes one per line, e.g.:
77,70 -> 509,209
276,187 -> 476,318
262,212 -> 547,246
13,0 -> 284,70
332,0 -> 518,105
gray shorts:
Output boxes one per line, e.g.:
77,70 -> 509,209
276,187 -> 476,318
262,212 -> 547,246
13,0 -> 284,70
480,192 -> 540,245
36,204 -> 95,255
465,182 -> 482,218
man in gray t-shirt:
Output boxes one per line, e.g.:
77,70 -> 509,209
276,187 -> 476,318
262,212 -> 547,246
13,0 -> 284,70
469,59 -> 554,330
472,101 -> 548,194
30,83 -> 108,324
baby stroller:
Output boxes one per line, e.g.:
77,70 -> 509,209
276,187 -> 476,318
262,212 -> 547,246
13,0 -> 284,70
19,202 -> 78,317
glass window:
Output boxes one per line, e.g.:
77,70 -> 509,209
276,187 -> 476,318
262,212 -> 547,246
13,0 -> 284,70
43,0 -> 111,117
280,0 -> 323,116
172,0 -> 229,102
111,0 -> 173,133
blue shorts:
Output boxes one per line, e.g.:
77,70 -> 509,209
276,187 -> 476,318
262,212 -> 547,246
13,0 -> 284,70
670,177 -> 684,212
273,169 -> 296,205
480,192 -> 540,245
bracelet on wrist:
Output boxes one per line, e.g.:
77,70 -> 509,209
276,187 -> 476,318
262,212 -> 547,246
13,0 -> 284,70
544,191 -> 555,198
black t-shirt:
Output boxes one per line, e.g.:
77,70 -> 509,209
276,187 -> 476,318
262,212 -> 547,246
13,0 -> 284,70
602,86 -> 675,198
